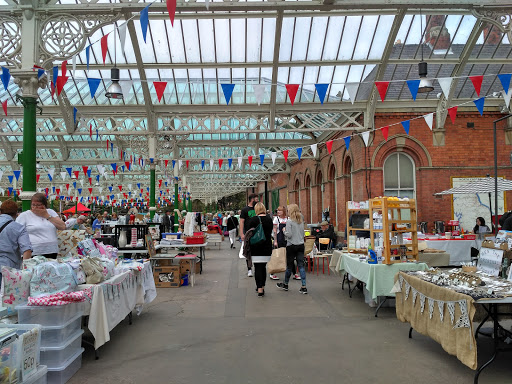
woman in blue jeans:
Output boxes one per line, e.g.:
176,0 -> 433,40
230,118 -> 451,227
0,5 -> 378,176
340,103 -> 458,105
276,204 -> 307,294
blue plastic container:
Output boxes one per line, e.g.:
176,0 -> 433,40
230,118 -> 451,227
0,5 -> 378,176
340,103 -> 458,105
181,274 -> 189,286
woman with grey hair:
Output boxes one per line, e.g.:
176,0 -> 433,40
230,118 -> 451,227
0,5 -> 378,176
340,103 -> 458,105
226,211 -> 239,249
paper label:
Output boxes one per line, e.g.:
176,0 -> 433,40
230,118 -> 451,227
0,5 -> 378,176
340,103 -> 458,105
21,328 -> 39,380
478,247 -> 503,277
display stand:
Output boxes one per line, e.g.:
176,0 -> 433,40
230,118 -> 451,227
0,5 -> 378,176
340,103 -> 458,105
345,205 -> 370,253
369,198 -> 418,264
114,225 -> 148,250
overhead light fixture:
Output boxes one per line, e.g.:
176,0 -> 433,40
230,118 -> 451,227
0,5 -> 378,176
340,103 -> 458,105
95,182 -> 100,186
36,161 -> 42,169
105,67 -> 123,100
417,10 -> 434,94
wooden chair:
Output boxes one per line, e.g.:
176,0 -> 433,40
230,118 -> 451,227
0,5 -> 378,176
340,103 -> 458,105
304,236 -> 317,272
316,237 -> 331,275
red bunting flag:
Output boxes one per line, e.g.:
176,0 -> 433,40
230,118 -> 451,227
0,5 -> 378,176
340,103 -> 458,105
470,76 -> 484,97
61,60 -> 67,77
125,161 -> 130,170
381,126 -> 389,141
2,100 -> 7,116
153,82 -> 167,102
166,0 -> 177,26
113,170 -> 116,177
118,186 -> 123,192
285,84 -> 299,105
88,188 -> 93,194
89,124 -> 92,138
56,189 -> 60,195
159,180 -> 162,188
73,171 -> 79,179
36,175 -> 40,183
106,140 -> 109,151
448,106 -> 458,124
326,140 -> 333,154
283,150 -> 289,162
375,82 -> 390,101
186,160 -> 189,168
88,177 -> 92,185
56,76 -> 68,96
82,166 -> 88,175
51,82 -> 55,98
164,160 -> 168,167
101,34 -> 109,65
66,184 -> 69,190
218,159 -> 223,169
248,156 -> 253,167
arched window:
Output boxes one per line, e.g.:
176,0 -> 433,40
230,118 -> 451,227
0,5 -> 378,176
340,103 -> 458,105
305,174 -> 311,223
384,153 -> 416,199
294,178 -> 300,205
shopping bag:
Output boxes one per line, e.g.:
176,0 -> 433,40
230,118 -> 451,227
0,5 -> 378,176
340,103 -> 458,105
239,243 -> 246,259
267,247 -> 287,274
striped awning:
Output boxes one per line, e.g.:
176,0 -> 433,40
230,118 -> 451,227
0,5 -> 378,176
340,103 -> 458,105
435,177 -> 512,195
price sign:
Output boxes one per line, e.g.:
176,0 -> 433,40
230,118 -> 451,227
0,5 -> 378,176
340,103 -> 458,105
477,247 -> 504,277
21,328 -> 39,380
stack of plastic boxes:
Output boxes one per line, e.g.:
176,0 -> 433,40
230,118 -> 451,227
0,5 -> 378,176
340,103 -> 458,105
17,303 -> 84,384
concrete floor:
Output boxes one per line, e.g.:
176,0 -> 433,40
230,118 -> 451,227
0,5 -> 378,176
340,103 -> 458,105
70,241 -> 510,384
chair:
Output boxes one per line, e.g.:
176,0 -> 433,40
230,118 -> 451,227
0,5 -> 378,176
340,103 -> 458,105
304,236 -> 317,272
314,239 -> 331,276
318,237 -> 331,251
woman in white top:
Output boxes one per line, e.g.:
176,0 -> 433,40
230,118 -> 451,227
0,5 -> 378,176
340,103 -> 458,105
270,206 -> 301,281
16,193 -> 66,258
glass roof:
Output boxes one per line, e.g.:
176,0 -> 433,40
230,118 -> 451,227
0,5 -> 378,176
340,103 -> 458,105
0,2 -> 510,199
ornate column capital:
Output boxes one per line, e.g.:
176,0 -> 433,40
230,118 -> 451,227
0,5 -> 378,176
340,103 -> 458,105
12,69 -> 47,99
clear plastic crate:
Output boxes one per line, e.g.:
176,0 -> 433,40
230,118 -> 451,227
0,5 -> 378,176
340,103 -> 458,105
21,365 -> 47,384
40,314 -> 82,348
40,330 -> 83,369
0,324 -> 42,384
46,348 -> 83,384
16,304 -> 83,326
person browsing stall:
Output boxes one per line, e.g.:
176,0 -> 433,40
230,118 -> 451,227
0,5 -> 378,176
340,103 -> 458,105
270,206 -> 301,281
246,202 -> 273,297
277,204 -> 308,294
0,200 -> 32,279
239,193 -> 259,277
65,215 -> 94,234
16,193 -> 66,258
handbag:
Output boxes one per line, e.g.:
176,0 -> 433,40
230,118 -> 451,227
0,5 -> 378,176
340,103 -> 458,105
267,247 -> 287,274
250,216 -> 266,245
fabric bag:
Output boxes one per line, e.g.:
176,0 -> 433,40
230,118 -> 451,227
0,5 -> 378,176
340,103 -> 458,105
81,257 -> 104,285
267,247 -> 287,274
30,262 -> 78,298
250,217 -> 266,245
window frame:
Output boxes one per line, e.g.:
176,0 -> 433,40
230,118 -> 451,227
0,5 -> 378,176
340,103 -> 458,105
383,152 -> 416,199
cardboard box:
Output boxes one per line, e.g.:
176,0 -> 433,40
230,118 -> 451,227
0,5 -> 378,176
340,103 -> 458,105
156,259 -> 175,267
178,257 -> 197,274
153,266 -> 180,288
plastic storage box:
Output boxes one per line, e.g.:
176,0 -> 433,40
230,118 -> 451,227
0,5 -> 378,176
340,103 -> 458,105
16,303 -> 82,326
0,324 -> 42,383
40,314 -> 82,348
40,330 -> 84,369
22,365 -> 47,384
185,235 -> 206,244
47,348 -> 83,384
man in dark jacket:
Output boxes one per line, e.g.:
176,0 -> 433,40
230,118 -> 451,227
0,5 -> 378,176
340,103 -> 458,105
315,221 -> 336,249
162,210 -> 171,232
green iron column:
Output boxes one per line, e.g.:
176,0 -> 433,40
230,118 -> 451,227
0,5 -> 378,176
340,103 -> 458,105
188,192 -> 192,212
21,96 -> 37,212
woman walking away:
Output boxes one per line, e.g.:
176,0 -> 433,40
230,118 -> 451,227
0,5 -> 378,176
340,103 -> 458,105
247,202 -> 273,297
277,204 -> 307,294
227,211 -> 239,249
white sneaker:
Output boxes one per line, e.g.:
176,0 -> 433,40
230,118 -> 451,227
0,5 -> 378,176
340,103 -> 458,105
269,274 -> 279,280
293,274 -> 301,280
247,270 -> 253,277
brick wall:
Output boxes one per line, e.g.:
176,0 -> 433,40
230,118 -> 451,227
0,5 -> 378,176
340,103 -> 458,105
253,111 -> 512,232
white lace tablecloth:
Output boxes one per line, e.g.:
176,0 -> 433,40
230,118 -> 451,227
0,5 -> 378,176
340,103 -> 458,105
80,261 -> 156,349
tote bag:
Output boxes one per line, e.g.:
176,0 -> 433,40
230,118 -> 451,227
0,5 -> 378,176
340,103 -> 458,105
267,247 -> 287,274
250,216 -> 266,245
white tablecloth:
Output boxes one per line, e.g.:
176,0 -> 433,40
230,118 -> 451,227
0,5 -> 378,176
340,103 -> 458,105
80,261 -> 156,349
422,239 -> 475,265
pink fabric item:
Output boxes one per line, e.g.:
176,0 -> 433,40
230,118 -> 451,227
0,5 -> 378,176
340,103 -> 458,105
28,288 -> 92,306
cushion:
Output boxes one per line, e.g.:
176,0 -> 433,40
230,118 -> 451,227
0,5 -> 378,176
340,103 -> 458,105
57,230 -> 87,255
2,266 -> 32,310
30,262 -> 78,298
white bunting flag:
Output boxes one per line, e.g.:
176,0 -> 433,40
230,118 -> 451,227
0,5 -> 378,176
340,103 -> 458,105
178,160 -> 182,169
48,168 -> 55,178
99,187 -> 103,194
424,113 -> 434,130
237,157 -> 242,169
361,131 -> 370,147
120,80 -> 133,98
271,152 -> 277,165
80,179 -> 84,187
345,83 -> 359,105
210,159 -> 214,170
72,55 -> 77,77
310,143 -> 318,157
205,0 -> 209,10
60,172 -> 66,180
253,84 -> 266,106
97,164 -> 105,175
128,183 -> 132,191
0,170 -> 3,182
438,77 -> 453,99
503,89 -> 512,109
118,23 -> 127,55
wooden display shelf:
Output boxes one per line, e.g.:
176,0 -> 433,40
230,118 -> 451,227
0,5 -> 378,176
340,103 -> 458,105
346,207 -> 370,253
369,197 -> 418,265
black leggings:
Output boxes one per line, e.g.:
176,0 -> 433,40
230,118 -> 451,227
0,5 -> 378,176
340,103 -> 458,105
254,263 -> 267,289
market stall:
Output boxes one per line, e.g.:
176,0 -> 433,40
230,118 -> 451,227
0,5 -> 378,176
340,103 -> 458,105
417,238 -> 475,265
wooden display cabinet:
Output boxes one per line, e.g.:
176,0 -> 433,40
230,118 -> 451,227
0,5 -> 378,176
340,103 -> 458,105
346,204 -> 370,253
369,197 -> 418,264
